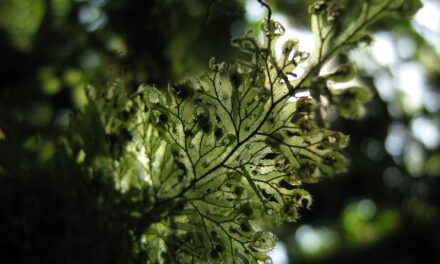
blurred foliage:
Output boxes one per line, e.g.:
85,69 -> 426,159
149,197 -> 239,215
0,0 -> 439,263
272,0 -> 440,263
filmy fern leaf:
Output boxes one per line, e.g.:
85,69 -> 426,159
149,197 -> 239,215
79,0 -> 421,262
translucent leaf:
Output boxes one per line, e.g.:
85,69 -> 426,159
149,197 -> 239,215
324,64 -> 357,82
332,86 -> 372,119
76,3 -> 421,261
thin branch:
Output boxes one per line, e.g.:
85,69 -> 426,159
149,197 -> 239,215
257,0 -> 272,22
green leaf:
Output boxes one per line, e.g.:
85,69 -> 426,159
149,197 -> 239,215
332,86 -> 372,119
324,64 -> 357,82
73,1 -> 420,261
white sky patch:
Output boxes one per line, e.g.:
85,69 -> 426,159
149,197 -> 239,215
370,32 -> 398,66
291,64 -> 309,81
270,15 -> 315,103
396,62 -> 426,113
349,49 -> 378,74
268,241 -> 289,264
295,225 -> 338,255
397,37 -> 417,59
386,123 -> 408,156
245,0 -> 266,22
288,91 -> 311,102
244,8 -> 315,79
413,25 -> 440,53
413,0 -> 440,52
415,0 -> 440,33
424,90 -> 440,112
319,58 -> 338,76
272,14 -> 315,55
329,79 -> 363,90
374,73 -> 395,102
410,116 -> 440,149
272,14 -> 314,82
295,225 -> 322,254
